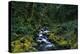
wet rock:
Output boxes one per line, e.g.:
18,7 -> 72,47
36,27 -> 56,51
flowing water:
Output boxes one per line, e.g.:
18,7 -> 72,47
36,27 -> 56,51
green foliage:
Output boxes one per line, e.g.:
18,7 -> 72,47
11,35 -> 38,52
48,20 -> 77,49
10,1 -> 78,52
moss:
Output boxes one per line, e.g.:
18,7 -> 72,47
11,35 -> 38,53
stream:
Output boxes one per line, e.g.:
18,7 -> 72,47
36,27 -> 56,51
